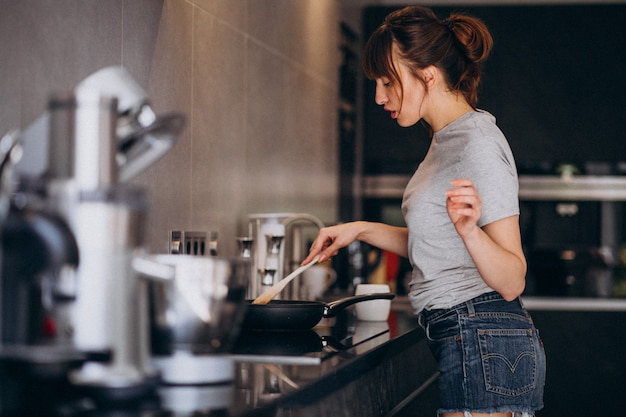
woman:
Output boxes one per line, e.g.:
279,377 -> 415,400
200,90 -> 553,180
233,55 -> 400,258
302,6 -> 545,417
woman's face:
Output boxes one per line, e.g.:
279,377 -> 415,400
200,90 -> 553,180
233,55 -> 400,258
374,54 -> 427,128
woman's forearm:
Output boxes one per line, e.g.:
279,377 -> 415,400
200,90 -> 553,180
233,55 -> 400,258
461,218 -> 527,301
303,221 -> 409,265
353,221 -> 409,258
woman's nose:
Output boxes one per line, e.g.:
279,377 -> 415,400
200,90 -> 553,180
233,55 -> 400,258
374,86 -> 387,106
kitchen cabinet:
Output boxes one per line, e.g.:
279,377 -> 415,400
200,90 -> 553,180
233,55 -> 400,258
361,5 -> 626,176
524,298 -> 626,417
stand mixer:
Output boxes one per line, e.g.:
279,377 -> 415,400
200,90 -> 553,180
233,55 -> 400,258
64,67 -> 184,395
1,66 -> 186,398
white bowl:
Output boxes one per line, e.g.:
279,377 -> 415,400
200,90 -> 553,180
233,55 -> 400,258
354,284 -> 391,322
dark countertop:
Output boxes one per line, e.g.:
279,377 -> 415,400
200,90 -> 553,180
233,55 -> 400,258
0,300 -> 433,417
7,295 -> 626,416
225,302 -> 428,417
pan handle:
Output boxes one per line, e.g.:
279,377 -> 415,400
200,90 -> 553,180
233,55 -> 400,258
323,293 -> 395,318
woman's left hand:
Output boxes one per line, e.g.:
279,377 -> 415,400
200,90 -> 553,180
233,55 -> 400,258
445,178 -> 482,238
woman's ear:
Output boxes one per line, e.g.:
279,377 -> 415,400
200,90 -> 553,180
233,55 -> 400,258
420,65 -> 438,87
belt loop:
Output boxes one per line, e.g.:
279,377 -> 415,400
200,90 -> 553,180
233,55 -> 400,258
418,314 -> 426,329
418,314 -> 431,339
466,299 -> 475,317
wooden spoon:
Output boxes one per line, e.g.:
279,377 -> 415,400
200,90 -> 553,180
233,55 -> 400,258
252,255 -> 320,305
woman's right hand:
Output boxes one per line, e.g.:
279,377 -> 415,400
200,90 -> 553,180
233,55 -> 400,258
301,222 -> 365,265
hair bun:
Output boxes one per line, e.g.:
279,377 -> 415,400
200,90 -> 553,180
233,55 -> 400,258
444,14 -> 493,64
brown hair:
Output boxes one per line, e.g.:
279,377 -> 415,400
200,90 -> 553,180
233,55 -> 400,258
363,6 -> 493,108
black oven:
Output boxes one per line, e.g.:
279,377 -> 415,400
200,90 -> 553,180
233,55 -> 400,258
522,198 -> 626,298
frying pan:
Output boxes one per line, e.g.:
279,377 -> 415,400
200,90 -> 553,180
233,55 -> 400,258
242,293 -> 395,330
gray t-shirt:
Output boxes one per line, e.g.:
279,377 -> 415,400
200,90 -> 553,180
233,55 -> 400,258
402,110 -> 519,313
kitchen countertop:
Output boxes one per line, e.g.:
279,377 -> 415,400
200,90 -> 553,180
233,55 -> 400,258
198,294 -> 626,417
0,301 -> 432,417
9,294 -> 620,415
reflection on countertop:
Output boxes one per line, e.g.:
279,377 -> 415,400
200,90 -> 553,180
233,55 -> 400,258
227,305 -> 423,416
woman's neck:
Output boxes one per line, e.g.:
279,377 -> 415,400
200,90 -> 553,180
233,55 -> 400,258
424,88 -> 474,132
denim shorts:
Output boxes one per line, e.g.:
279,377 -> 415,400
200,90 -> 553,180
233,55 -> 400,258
419,291 -> 546,416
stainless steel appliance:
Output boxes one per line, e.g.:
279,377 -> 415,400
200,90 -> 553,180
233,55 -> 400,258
246,213 -> 325,299
134,254 -> 250,385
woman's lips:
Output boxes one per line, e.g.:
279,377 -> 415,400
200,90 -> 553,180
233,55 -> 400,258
385,108 -> 397,119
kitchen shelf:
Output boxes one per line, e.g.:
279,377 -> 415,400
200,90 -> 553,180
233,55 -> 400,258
363,175 -> 410,198
519,175 -> 626,201
522,296 -> 626,311
363,175 -> 626,201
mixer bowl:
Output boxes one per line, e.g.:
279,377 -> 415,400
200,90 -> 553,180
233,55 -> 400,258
136,255 -> 250,356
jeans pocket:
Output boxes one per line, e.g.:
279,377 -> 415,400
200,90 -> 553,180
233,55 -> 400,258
478,328 -> 537,397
